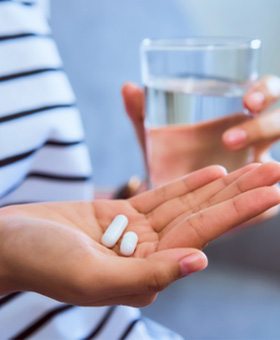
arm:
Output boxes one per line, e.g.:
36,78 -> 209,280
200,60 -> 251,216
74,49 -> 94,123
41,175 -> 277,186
0,163 -> 279,306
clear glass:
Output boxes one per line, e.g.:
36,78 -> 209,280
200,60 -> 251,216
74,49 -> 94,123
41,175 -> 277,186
141,37 -> 261,187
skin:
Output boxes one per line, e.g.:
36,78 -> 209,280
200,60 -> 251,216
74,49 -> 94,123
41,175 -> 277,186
122,77 -> 280,221
122,75 -> 280,163
1,162 -> 280,307
223,75 -> 280,160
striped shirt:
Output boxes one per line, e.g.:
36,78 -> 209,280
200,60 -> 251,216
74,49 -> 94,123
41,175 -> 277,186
0,0 -> 182,338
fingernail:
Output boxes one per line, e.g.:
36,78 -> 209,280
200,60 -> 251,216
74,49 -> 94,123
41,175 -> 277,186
266,77 -> 280,97
223,128 -> 247,146
179,252 -> 208,277
247,91 -> 265,110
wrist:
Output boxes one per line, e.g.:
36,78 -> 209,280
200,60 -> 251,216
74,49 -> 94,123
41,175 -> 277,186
0,209 -> 20,294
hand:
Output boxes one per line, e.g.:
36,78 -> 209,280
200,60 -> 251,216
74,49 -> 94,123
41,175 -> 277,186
222,75 -> 280,162
1,163 -> 280,307
122,78 -> 280,164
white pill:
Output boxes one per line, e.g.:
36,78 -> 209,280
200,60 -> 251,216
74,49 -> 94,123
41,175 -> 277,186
120,231 -> 138,256
101,214 -> 128,248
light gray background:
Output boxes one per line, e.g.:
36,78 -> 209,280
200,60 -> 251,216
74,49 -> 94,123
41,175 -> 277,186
51,0 -> 195,188
50,1 -> 280,339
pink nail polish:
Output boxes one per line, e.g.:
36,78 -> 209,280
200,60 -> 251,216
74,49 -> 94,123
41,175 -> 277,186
224,129 -> 247,145
179,253 -> 207,277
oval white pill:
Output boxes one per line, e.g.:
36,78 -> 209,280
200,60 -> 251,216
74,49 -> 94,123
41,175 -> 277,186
101,214 -> 128,248
120,231 -> 138,256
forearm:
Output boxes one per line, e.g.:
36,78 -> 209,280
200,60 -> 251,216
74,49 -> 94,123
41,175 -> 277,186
0,209 -> 17,295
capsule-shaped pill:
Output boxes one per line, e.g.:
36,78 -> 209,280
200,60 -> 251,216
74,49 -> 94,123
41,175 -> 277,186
120,231 -> 138,256
101,214 -> 128,248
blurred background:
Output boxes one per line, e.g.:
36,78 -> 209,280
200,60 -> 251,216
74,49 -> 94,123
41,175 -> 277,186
50,1 -> 280,338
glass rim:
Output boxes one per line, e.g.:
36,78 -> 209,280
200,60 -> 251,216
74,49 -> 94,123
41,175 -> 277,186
141,37 -> 261,51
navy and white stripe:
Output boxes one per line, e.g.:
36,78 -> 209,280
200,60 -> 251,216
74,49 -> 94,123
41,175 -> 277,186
0,2 -> 49,35
0,0 -> 93,205
0,1 -> 181,339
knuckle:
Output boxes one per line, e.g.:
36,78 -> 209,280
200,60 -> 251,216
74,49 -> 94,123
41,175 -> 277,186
187,212 -> 207,247
147,265 -> 169,293
182,176 -> 192,192
232,196 -> 241,216
196,198 -> 212,212
159,185 -> 169,202
179,192 -> 196,211
234,177 -> 244,194
221,174 -> 231,187
264,109 -> 280,131
253,119 -> 266,139
255,109 -> 280,140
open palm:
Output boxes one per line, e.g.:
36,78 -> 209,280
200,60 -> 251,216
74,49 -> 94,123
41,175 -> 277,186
1,162 -> 280,306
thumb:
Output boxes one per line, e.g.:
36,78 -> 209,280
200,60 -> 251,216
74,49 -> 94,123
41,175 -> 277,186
222,109 -> 280,150
122,82 -> 144,123
121,82 -> 146,154
107,248 -> 207,296
147,248 -> 208,290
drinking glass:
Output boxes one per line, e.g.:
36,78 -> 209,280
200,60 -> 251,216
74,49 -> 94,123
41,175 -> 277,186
141,37 -> 261,187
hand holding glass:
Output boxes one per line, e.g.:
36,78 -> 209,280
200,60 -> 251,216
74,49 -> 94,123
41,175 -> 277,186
141,38 -> 261,186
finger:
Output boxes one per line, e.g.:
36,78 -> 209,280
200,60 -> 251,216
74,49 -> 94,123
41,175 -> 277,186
222,108 -> 280,150
101,248 -> 207,296
122,83 -> 146,152
122,83 -> 145,121
205,162 -> 280,207
130,165 -> 227,214
148,163 -> 259,231
242,204 -> 279,226
159,186 -> 280,250
244,75 -> 280,113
